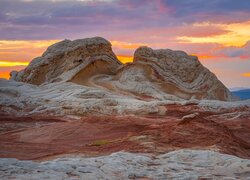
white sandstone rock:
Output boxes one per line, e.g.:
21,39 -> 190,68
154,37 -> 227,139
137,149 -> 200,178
1,149 -> 250,179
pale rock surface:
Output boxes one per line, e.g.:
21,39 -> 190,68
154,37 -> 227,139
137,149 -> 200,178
0,79 -> 164,116
0,78 -> 249,116
1,150 -> 250,179
111,64 -> 184,101
199,99 -> 250,110
181,112 -> 199,120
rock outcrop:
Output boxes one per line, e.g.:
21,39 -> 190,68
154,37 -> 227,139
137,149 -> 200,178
10,37 -> 121,85
113,46 -> 232,101
10,37 -> 232,101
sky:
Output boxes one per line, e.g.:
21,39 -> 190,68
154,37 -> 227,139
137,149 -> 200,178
0,0 -> 250,88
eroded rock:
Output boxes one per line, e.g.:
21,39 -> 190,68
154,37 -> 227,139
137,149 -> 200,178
11,37 -> 121,85
10,37 -> 233,101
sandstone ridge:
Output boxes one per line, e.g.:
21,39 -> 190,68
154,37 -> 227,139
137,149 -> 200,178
11,37 -> 121,85
10,37 -> 232,101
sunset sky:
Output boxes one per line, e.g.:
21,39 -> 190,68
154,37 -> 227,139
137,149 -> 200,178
0,0 -> 250,88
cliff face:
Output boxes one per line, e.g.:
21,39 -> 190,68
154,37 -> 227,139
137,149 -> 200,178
10,37 -> 232,101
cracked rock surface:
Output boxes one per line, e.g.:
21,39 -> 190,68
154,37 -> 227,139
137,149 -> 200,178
1,150 -> 250,180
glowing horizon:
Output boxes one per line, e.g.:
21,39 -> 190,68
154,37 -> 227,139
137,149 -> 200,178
242,73 -> 250,77
177,21 -> 250,47
0,61 -> 29,67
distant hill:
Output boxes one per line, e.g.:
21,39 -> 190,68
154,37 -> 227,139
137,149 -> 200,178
232,89 -> 250,100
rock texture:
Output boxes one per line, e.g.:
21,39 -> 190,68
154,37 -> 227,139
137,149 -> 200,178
116,46 -> 232,101
1,150 -> 250,180
1,78 -> 249,117
10,37 -> 233,101
1,104 -> 250,160
0,79 -> 162,116
10,37 -> 121,85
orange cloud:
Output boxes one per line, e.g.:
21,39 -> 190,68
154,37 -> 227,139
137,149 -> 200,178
241,72 -> 250,77
0,40 -> 60,79
0,40 -> 59,49
0,40 -> 59,62
0,61 -> 29,67
177,21 -> 250,47
111,41 -> 147,49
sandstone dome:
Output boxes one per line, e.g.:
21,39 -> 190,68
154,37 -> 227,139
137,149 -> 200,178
112,46 -> 233,101
10,37 -> 233,101
10,37 -> 122,85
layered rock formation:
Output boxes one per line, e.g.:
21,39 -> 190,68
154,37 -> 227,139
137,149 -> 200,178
111,47 -> 232,100
10,37 -> 121,85
130,47 -> 232,100
10,37 -> 233,101
1,106 -> 250,160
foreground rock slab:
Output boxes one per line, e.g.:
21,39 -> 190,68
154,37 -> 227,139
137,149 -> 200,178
1,149 -> 250,179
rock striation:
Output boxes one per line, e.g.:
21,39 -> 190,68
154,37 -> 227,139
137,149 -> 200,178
10,37 -> 233,101
10,37 -> 121,85
1,109 -> 250,160
114,46 -> 232,101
